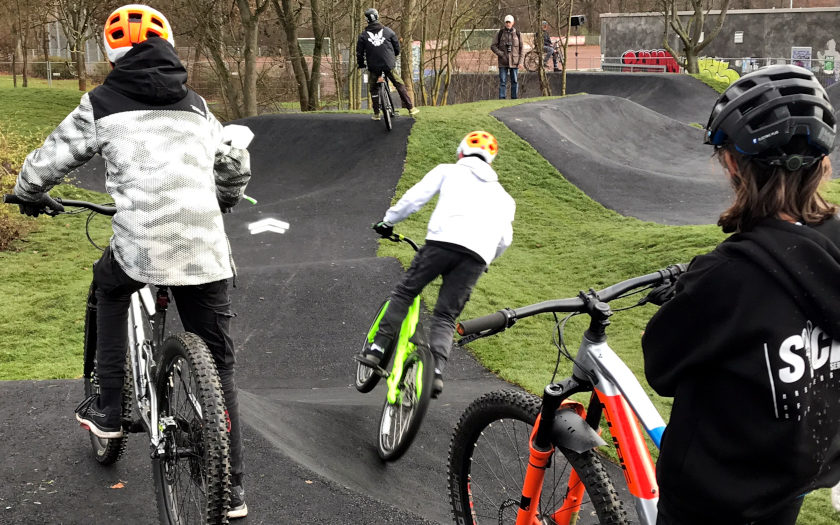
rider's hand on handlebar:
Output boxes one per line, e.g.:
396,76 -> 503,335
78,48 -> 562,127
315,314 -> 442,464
16,192 -> 64,217
372,221 -> 394,238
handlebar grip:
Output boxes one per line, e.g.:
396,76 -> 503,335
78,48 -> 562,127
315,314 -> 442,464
3,194 -> 22,205
457,311 -> 509,336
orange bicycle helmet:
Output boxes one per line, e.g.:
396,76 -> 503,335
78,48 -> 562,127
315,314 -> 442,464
456,131 -> 499,164
103,4 -> 174,63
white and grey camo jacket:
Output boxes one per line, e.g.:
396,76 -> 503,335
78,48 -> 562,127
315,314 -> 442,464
14,87 -> 251,286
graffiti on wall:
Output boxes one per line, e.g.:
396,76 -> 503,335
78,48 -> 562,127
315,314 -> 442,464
621,49 -> 680,73
698,58 -> 740,86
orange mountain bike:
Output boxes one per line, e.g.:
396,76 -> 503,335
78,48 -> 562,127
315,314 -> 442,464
447,264 -> 686,525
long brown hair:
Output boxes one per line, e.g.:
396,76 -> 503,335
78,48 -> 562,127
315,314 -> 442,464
716,141 -> 837,233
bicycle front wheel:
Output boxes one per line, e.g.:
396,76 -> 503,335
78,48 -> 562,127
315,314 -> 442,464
377,342 -> 434,461
82,282 -> 132,465
151,333 -> 230,524
448,390 -> 628,525
380,83 -> 393,131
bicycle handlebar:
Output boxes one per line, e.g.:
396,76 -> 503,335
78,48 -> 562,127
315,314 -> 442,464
456,263 -> 688,337
4,194 -> 117,216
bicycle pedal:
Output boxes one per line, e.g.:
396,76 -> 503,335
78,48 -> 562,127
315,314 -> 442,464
353,354 -> 390,378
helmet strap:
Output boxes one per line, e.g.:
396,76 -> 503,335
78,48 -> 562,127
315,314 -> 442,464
754,153 -> 824,172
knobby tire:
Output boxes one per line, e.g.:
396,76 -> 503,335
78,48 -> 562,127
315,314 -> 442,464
380,82 -> 393,132
152,333 -> 230,525
377,340 -> 434,461
448,389 -> 628,525
82,282 -> 132,465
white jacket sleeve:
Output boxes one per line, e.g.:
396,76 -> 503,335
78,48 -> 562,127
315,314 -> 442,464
383,165 -> 446,224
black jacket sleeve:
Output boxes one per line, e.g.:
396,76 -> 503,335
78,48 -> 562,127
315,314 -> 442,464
356,33 -> 366,68
642,255 -> 747,396
389,28 -> 401,57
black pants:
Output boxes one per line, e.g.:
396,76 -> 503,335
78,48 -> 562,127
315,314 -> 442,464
656,497 -> 803,525
373,244 -> 486,371
92,247 -> 244,485
369,68 -> 414,113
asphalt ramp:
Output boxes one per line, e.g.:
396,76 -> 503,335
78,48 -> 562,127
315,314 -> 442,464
494,95 -> 732,225
1,113 -> 511,524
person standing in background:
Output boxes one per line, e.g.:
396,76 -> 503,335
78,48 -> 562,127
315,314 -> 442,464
490,15 -> 522,99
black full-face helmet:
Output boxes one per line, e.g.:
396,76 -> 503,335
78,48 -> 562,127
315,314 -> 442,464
705,64 -> 836,169
364,8 -> 379,23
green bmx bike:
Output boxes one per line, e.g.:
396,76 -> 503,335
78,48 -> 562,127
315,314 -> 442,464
354,233 -> 435,461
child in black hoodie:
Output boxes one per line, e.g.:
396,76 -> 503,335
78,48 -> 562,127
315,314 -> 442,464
643,64 -> 840,524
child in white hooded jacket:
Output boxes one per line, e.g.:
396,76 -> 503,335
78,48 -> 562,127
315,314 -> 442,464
360,131 -> 515,397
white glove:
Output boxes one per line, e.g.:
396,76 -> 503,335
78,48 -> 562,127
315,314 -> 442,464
222,125 -> 255,149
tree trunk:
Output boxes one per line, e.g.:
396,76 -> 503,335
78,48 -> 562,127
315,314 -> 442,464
536,0 -> 550,97
74,42 -> 87,92
240,15 -> 260,116
307,0 -> 325,111
273,0 -> 311,111
399,0 -> 417,105
12,23 -> 18,88
419,12 -> 428,106
561,0 -> 574,96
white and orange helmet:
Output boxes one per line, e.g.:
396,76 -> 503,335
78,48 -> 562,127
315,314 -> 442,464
103,4 -> 174,63
456,131 -> 499,164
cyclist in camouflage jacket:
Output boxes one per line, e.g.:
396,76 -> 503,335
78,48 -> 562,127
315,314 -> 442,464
13,6 -> 252,518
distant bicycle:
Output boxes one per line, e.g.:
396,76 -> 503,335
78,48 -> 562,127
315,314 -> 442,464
369,69 -> 397,132
448,264 -> 687,524
524,41 -> 563,73
3,195 -> 231,524
354,233 -> 435,461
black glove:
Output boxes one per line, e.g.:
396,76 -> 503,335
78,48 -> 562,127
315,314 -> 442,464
372,221 -> 393,237
644,282 -> 678,306
17,193 -> 64,217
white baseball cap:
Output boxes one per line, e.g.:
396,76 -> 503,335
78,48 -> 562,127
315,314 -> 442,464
504,15 -> 514,23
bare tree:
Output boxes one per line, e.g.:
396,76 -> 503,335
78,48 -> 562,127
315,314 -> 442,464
659,0 -> 731,73
234,0 -> 272,116
272,0 -> 328,111
53,0 -> 113,91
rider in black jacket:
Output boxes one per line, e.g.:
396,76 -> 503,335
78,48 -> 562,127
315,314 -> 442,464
356,8 -> 418,120
643,64 -> 840,524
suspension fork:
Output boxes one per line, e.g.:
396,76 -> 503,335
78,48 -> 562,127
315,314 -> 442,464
516,379 -> 590,525
386,295 -> 421,404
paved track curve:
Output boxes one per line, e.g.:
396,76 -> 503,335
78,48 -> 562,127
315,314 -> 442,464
1,113 -> 509,524
494,93 -> 731,225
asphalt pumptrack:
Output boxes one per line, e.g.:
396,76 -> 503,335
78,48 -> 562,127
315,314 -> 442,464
3,72 -> 836,524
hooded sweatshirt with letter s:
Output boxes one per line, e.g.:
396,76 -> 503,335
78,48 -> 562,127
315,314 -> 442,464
642,217 -> 840,523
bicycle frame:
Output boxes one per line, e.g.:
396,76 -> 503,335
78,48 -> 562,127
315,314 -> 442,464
365,295 -> 423,404
127,285 -> 171,454
455,264 -> 687,525
385,295 -> 422,404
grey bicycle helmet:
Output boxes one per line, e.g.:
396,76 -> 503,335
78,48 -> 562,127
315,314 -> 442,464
705,64 -> 836,168
364,8 -> 379,23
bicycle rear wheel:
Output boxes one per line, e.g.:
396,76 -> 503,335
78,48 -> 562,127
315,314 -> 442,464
448,390 -> 628,525
82,282 -> 132,465
377,341 -> 434,461
380,82 -> 393,131
355,299 -> 397,393
524,50 -> 540,72
151,333 -> 230,524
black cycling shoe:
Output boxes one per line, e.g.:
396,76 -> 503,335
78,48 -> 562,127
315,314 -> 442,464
357,345 -> 384,368
431,370 -> 444,399
75,395 -> 123,439
228,484 -> 248,519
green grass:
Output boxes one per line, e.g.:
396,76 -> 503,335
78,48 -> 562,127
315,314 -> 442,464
381,98 -> 839,523
0,74 -> 90,91
1,86 -> 838,522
